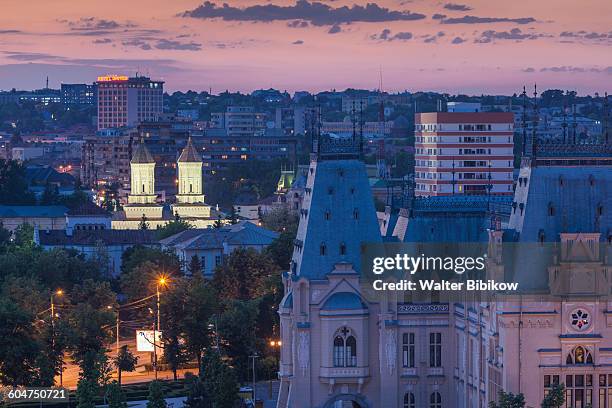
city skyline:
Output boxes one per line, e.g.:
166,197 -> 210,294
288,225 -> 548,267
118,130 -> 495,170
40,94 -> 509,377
0,0 -> 610,95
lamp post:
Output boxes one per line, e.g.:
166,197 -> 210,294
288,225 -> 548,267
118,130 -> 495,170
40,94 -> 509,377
50,289 -> 63,386
269,340 -> 282,398
248,354 -> 259,404
154,276 -> 168,379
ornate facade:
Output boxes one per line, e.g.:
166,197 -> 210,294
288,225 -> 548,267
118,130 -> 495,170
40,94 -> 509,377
277,138 -> 611,408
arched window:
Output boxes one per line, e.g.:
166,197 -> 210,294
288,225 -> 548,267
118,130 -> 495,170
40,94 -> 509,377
333,327 -> 357,367
345,336 -> 356,367
333,336 -> 345,367
403,393 -> 415,408
566,346 -> 593,365
320,243 -> 327,256
339,243 -> 346,255
429,392 -> 441,408
324,210 -> 331,221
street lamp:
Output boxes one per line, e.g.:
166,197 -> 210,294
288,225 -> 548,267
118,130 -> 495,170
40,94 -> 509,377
154,276 -> 168,379
50,289 -> 63,386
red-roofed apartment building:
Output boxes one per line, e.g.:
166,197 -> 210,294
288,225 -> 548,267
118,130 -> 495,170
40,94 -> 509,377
415,102 -> 514,197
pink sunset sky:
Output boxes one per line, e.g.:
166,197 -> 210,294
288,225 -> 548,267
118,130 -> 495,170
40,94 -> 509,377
0,0 -> 610,94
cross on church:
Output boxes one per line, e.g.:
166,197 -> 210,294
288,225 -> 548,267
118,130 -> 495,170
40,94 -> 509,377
341,327 -> 350,336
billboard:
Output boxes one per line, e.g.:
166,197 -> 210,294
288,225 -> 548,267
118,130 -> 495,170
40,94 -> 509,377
136,330 -> 162,353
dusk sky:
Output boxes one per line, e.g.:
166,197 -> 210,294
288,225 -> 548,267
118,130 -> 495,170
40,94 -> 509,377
0,0 -> 610,95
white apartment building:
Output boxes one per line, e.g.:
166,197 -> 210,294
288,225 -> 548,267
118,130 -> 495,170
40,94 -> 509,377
415,105 -> 514,197
210,106 -> 266,138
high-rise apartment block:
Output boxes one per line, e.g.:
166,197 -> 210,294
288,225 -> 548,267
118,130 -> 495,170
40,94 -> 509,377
415,103 -> 514,196
96,75 -> 163,130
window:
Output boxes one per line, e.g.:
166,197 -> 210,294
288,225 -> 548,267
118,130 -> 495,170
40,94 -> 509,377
320,243 -> 327,256
429,332 -> 442,367
570,309 -> 591,331
339,243 -> 346,255
566,346 -> 594,365
598,374 -> 612,408
215,255 -> 222,266
201,256 -> 206,273
403,393 -> 415,408
544,374 -> 594,407
402,333 -> 415,368
333,336 -> 345,367
333,327 -> 357,367
430,392 -> 441,408
324,210 -> 331,221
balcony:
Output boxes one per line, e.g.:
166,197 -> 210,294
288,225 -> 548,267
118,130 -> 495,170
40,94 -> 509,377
320,366 -> 369,379
427,367 -> 445,377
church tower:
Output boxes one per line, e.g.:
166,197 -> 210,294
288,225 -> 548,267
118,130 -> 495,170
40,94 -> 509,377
171,138 -> 210,219
124,139 -> 163,220
277,134 -> 388,408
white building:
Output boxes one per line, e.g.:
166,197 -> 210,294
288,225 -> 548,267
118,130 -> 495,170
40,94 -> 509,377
415,107 -> 514,197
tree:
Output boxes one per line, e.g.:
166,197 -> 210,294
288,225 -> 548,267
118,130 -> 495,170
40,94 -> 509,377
541,384 -> 565,408
260,207 -> 298,233
0,159 -> 36,204
216,299 -> 260,380
156,218 -> 192,240
182,275 -> 217,375
489,390 -> 525,408
0,299 -> 39,386
106,381 -> 128,408
64,280 -> 116,384
0,222 -> 11,253
226,206 -> 238,224
113,345 -> 138,385
202,352 -> 239,408
184,372 -> 208,408
76,378 -> 97,408
40,184 -> 60,205
213,248 -> 279,301
265,230 -> 295,271
139,214 -> 149,230
147,380 -> 167,408
188,255 -> 202,276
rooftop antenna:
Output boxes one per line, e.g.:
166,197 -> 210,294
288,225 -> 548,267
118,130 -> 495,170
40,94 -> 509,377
603,92 -> 609,144
45,76 -> 49,89
352,100 -> 357,141
531,84 -> 538,165
521,86 -> 527,157
562,101 -> 568,144
572,103 -> 577,144
359,100 -> 364,157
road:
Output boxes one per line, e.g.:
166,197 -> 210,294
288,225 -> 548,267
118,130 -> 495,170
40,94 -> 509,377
55,339 -> 195,389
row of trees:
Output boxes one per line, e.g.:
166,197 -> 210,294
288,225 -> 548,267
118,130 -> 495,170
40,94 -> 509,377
489,386 -> 567,408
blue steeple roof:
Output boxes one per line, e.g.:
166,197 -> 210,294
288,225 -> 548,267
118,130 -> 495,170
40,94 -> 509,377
291,158 -> 382,280
517,166 -> 611,242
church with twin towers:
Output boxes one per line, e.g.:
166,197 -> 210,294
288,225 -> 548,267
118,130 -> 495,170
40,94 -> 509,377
112,137 -> 217,229
277,125 -> 612,407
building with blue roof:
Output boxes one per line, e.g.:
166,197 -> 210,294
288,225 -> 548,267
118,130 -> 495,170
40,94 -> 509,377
277,113 -> 612,408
